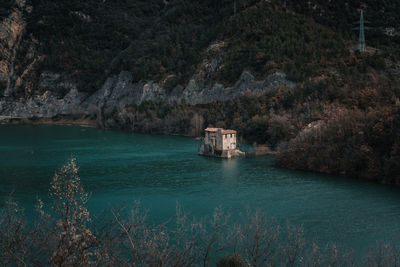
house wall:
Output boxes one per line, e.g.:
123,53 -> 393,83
216,132 -> 223,151
205,131 -> 217,147
205,130 -> 237,151
205,132 -> 210,145
222,133 -> 236,150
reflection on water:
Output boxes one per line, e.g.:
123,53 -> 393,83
1,125 -> 400,256
222,158 -> 239,181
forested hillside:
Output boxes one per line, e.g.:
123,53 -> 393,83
0,0 -> 399,183
3,0 -> 397,93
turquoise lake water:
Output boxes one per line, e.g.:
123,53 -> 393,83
1,125 -> 400,255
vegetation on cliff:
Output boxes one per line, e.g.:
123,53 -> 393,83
3,0 -> 398,93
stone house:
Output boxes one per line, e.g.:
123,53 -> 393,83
199,128 -> 244,158
204,128 -> 237,151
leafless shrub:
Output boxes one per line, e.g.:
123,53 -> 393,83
302,243 -> 356,267
284,224 -> 306,267
302,243 -> 323,267
0,198 -> 30,266
323,244 -> 356,267
168,204 -> 200,266
107,203 -> 173,266
196,206 -> 231,267
1,159 -> 400,266
240,210 -> 281,267
364,240 -> 400,267
46,158 -> 101,266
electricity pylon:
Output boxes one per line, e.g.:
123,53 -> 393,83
353,10 -> 372,52
358,10 -> 366,51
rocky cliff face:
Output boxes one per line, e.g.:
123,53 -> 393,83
0,0 -> 26,96
0,10 -> 294,122
85,70 -> 293,107
0,0 -> 44,100
0,69 -> 294,121
0,0 -> 294,124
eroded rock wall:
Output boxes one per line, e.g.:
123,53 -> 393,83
0,68 -> 294,120
0,0 -> 26,95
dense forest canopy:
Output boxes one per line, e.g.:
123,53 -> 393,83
1,0 -> 398,92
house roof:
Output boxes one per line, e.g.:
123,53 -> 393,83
205,128 -> 219,132
205,128 -> 237,134
221,129 -> 236,135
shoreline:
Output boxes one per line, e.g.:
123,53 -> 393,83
2,118 -> 399,187
0,116 -> 98,128
0,118 -> 277,147
0,116 -> 280,151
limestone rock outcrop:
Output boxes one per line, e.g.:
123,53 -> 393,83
0,0 -> 27,96
83,70 -> 294,108
0,67 -> 294,121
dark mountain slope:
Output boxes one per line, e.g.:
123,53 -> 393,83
0,0 -> 399,183
2,0 -> 399,94
290,0 -> 400,60
0,0 -> 14,20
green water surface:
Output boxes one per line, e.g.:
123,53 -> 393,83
1,125 -> 400,255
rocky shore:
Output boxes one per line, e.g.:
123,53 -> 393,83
198,140 -> 246,159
